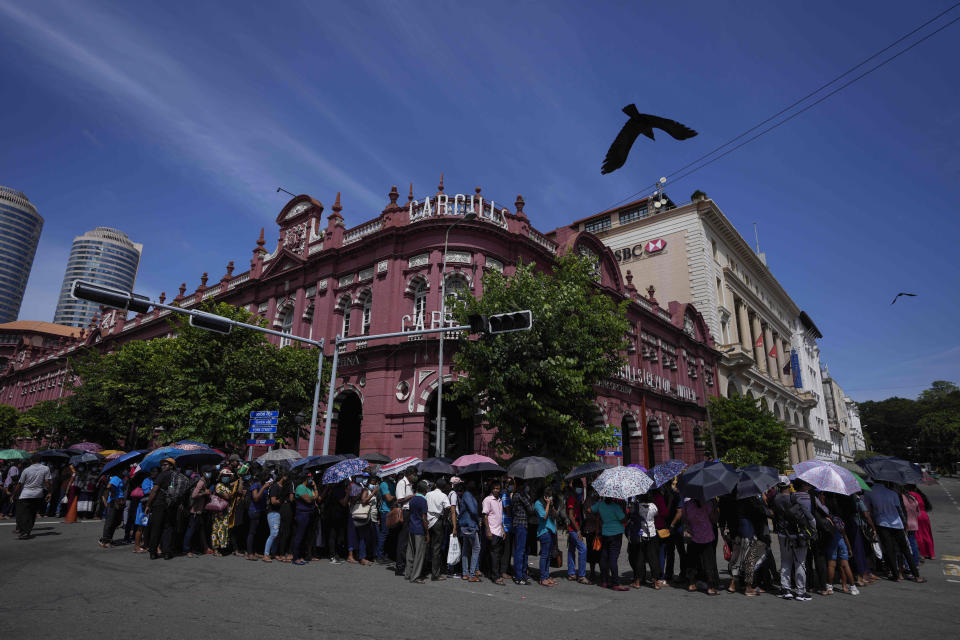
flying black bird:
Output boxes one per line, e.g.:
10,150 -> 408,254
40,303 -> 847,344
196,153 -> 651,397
601,105 -> 698,175
891,292 -> 917,305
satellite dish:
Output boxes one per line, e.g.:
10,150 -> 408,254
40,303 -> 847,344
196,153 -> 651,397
654,201 -> 662,208
659,198 -> 667,206
659,177 -> 667,184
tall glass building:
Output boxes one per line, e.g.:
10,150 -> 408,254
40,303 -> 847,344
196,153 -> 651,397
0,186 -> 44,323
53,227 -> 143,327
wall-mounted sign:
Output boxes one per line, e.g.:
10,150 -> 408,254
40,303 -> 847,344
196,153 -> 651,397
613,238 -> 667,263
409,194 -> 509,229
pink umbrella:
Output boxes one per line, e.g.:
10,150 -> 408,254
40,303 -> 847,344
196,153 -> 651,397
451,454 -> 496,468
68,442 -> 103,453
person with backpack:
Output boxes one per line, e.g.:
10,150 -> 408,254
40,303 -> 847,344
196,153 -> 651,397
772,480 -> 816,600
144,458 -> 187,560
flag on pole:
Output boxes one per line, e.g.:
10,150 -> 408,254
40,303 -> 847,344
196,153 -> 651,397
768,344 -> 777,358
754,335 -> 763,348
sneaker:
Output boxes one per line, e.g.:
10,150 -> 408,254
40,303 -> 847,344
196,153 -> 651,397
778,592 -> 794,600
795,593 -> 812,601
329,558 -> 343,565
849,585 -> 860,596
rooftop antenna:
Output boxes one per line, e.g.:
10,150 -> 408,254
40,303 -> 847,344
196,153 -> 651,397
652,176 -> 668,210
753,222 -> 761,254
276,187 -> 296,197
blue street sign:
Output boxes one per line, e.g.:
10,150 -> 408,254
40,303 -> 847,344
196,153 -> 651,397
597,450 -> 623,457
250,410 -> 279,418
249,418 -> 279,426
249,426 -> 278,434
246,439 -> 276,446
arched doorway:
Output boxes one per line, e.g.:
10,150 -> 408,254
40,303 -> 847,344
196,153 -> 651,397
668,422 -> 682,460
425,385 -> 474,459
333,391 -> 362,456
621,414 -> 637,467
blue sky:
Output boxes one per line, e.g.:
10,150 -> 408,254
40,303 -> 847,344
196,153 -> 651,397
1,1 -> 957,401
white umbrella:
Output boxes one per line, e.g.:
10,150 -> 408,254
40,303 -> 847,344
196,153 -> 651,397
257,449 -> 302,463
592,466 -> 654,499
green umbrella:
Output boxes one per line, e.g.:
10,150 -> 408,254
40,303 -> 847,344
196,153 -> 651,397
850,470 -> 871,492
0,449 -> 30,460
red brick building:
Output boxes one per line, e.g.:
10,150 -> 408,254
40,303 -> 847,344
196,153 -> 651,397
0,183 -> 720,466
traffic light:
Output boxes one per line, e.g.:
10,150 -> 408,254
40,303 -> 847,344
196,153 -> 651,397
487,310 -> 532,334
189,312 -> 232,334
71,280 -> 152,314
468,314 -> 488,333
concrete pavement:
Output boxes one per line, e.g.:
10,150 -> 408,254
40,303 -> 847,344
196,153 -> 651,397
2,479 -> 958,639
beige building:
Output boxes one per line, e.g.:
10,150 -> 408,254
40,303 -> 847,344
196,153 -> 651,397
573,193 -> 817,465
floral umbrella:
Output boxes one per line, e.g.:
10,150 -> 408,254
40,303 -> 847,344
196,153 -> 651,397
651,459 -> 687,488
322,458 -> 370,484
592,466 -> 654,499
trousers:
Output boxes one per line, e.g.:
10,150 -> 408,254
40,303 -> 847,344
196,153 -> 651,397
404,532 -> 427,581
567,530 -> 587,578
16,497 -> 42,536
429,522 -> 446,578
488,534 -> 507,578
513,525 -> 529,581
778,535 -> 808,595
599,534 -> 622,586
147,503 -> 176,557
878,525 -> 919,578
629,538 -> 661,583
100,502 -> 122,543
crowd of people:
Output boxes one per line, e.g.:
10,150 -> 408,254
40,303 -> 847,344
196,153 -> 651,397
1,455 -> 937,599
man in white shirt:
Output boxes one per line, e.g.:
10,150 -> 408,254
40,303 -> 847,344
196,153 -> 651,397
425,478 -> 457,580
393,467 -> 417,576
15,460 -> 51,539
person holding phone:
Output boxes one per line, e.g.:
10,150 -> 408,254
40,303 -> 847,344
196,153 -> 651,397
534,487 -> 559,587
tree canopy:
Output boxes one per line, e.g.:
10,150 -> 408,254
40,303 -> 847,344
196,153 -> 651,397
708,394 -> 792,469
859,380 -> 960,471
449,254 -> 630,469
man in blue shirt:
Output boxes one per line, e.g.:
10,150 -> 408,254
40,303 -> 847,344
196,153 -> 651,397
98,468 -> 126,548
404,480 -> 430,583
867,482 -> 925,583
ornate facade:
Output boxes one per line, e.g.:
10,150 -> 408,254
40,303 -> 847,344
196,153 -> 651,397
1,182 -> 720,465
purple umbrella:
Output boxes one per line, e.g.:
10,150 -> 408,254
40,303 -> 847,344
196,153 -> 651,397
651,459 -> 687,488
67,442 -> 103,454
322,458 -> 370,484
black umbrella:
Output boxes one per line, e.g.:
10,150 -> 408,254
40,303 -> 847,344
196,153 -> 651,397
33,449 -> 70,461
100,450 -> 148,477
457,462 -> 506,475
735,464 -> 779,497
174,449 -> 225,469
677,460 -> 738,501
418,458 -> 456,475
506,456 -> 558,480
69,452 -> 104,466
859,456 -> 922,485
361,452 -> 391,464
565,460 -> 613,480
290,454 -> 344,471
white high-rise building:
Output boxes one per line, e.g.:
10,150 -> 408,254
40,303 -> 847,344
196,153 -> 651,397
0,186 -> 44,323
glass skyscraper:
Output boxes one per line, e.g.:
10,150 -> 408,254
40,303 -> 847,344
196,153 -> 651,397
0,186 -> 44,323
53,227 -> 143,327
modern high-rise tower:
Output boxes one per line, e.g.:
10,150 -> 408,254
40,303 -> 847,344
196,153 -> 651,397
53,227 -> 143,327
0,186 -> 44,323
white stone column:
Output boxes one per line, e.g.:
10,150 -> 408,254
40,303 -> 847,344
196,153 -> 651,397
737,301 -> 752,354
764,325 -> 778,381
752,314 -> 767,375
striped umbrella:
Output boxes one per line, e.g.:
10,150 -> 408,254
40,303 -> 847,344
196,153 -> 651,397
793,460 -> 860,495
379,456 -> 422,476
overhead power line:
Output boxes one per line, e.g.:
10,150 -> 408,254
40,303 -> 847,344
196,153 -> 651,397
593,3 -> 960,215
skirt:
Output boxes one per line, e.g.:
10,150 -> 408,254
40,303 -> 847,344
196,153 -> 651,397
916,510 -> 935,558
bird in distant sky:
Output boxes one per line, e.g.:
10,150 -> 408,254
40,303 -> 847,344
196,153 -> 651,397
601,105 -> 698,175
891,292 -> 917,305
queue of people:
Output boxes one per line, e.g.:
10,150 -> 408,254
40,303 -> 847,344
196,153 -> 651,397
1,455 -> 937,600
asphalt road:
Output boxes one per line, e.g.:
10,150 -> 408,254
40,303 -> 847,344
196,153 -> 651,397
2,479 -> 959,640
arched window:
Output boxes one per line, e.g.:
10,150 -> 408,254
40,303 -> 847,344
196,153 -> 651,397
412,280 -> 427,326
338,294 -> 353,337
279,308 -> 294,347
358,290 -> 372,335
444,273 -> 470,302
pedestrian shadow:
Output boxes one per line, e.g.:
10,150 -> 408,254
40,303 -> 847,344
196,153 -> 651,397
28,531 -> 62,537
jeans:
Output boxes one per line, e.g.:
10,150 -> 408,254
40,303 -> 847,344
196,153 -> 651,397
264,511 -> 281,556
567,530 -> 587,578
183,512 -> 206,553
377,516 -> 390,559
356,522 -> 376,560
247,510 -> 263,555
778,535 -> 808,595
100,501 -> 122,543
599,534 -> 622,586
538,532 -> 553,581
513,525 -> 528,581
461,529 -> 480,577
292,510 -> 311,561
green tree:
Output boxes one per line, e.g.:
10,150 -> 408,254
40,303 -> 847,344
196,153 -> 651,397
858,396 -> 918,459
449,254 -> 630,469
17,400 -> 75,447
917,410 -> 960,473
708,395 -> 792,469
0,403 -> 29,448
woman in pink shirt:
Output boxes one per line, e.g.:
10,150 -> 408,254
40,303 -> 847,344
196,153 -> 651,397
901,490 -> 922,570
907,485 -> 935,560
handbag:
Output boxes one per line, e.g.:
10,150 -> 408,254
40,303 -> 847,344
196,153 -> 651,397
351,500 -> 373,524
591,535 -> 602,552
446,534 -> 461,565
657,528 -> 671,539
386,506 -> 402,529
723,541 -> 732,562
551,544 -> 563,568
130,487 -> 144,499
205,494 -> 228,512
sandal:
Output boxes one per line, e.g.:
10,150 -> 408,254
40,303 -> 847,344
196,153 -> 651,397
577,577 -> 592,585
469,576 -> 482,583
262,557 -> 272,563
539,580 -> 555,587
494,578 -> 505,585
611,585 -> 630,592
567,575 -> 578,581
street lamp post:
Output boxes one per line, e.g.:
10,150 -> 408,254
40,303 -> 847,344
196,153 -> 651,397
436,211 -> 477,457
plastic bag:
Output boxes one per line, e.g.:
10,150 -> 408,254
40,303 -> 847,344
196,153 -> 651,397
446,534 -> 461,565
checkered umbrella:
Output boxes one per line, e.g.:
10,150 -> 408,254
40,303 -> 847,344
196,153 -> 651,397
592,466 -> 654,499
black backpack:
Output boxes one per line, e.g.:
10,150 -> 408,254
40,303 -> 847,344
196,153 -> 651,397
773,493 -> 813,540
164,471 -> 191,504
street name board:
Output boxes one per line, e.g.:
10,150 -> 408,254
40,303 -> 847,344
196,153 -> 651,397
250,410 -> 279,418
247,439 -> 276,446
249,418 -> 279,426
249,426 -> 278,434
597,450 -> 623,457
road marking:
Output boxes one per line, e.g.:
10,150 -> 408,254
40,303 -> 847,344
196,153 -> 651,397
944,564 -> 960,577
948,579 -> 960,584
942,555 -> 960,562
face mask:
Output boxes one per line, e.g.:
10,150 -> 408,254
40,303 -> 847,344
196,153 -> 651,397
204,472 -> 212,479
575,488 -> 583,496
368,483 -> 376,491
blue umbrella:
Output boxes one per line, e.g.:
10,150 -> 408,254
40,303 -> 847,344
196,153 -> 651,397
139,446 -> 187,472
291,454 -> 343,470
100,449 -> 149,477
322,458 -> 369,484
651,459 -> 687,487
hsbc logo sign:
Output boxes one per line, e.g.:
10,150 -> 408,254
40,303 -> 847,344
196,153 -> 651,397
613,238 -> 667,263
